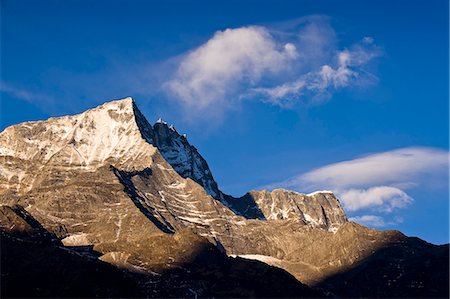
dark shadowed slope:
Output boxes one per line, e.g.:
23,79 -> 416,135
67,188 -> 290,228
314,237 -> 449,298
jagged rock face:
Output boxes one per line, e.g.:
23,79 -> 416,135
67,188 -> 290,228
0,98 -> 447,298
0,99 -> 172,253
0,98 -> 241,267
149,117 -> 348,233
152,120 -> 221,199
244,189 -> 347,232
0,97 -> 345,259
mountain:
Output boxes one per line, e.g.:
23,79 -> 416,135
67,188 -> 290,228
0,97 -> 448,298
152,118 -> 221,199
148,109 -> 348,233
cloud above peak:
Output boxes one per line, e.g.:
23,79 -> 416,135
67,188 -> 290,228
340,186 -> 413,213
253,38 -> 381,107
165,26 -> 298,115
298,147 -> 449,190
273,146 -> 449,227
164,19 -> 382,119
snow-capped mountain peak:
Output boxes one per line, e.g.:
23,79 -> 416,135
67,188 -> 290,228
0,97 -> 158,172
0,97 -> 347,232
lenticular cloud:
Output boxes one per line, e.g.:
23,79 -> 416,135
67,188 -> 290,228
279,147 -> 449,213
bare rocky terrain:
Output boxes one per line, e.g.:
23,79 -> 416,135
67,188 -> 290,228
1,97 -> 448,298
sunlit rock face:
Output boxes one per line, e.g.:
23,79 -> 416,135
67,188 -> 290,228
222,189 -> 347,232
0,97 -> 448,298
0,98 -> 156,173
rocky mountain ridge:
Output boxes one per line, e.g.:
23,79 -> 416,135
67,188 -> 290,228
1,97 -> 448,298
145,103 -> 348,232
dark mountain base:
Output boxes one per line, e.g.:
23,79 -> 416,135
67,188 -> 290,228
315,237 -> 449,298
1,230 -> 323,298
1,232 -> 145,298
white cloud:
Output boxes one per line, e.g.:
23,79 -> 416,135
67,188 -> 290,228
293,16 -> 338,68
284,43 -> 299,59
349,214 -> 403,228
297,147 -> 449,190
165,26 -> 298,115
260,38 -> 382,105
252,79 -> 305,106
277,147 -> 449,213
165,19 -> 381,119
340,186 -> 413,212
0,82 -> 51,104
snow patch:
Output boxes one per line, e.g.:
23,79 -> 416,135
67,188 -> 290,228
228,254 -> 283,265
328,225 -> 339,234
303,213 -> 319,226
0,97 -> 157,171
307,190 -> 334,196
61,233 -> 91,246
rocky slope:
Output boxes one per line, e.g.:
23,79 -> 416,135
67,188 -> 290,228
148,113 -> 347,233
1,208 -> 321,298
0,97 -> 448,298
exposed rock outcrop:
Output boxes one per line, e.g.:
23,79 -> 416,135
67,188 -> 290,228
153,119 -> 221,199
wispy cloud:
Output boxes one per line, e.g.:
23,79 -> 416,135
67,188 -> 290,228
348,214 -> 404,228
1,16 -> 382,125
0,82 -> 52,104
253,36 -> 381,106
296,147 -> 449,191
272,147 -> 449,221
165,17 -> 382,119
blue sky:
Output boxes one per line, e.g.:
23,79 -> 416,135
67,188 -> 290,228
1,0 -> 448,244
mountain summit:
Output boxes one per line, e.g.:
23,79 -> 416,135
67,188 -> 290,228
1,98 -> 448,298
0,98 -> 156,171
